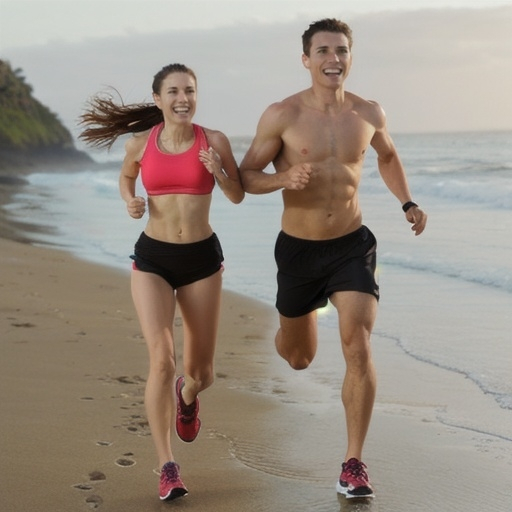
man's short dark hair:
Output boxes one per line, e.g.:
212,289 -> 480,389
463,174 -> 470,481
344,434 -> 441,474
302,18 -> 353,56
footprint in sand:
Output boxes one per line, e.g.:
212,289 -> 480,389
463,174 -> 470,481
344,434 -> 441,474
73,483 -> 94,491
88,470 -> 106,481
114,375 -> 145,385
10,321 -> 36,328
73,471 -> 106,509
72,470 -> 105,492
115,457 -> 136,467
123,414 -> 150,436
85,495 -> 103,509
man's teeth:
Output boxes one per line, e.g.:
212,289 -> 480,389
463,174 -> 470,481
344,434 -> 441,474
324,68 -> 342,75
174,107 -> 189,113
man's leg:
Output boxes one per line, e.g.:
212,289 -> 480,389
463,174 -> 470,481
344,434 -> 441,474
330,291 -> 378,461
275,311 -> 318,370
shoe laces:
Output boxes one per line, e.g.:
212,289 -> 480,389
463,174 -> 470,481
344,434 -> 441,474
161,462 -> 180,483
178,402 -> 197,422
344,458 -> 369,480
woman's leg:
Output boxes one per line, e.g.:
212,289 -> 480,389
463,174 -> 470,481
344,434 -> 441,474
176,269 -> 223,403
131,270 -> 177,468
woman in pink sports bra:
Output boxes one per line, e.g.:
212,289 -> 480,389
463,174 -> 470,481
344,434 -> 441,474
80,63 -> 244,501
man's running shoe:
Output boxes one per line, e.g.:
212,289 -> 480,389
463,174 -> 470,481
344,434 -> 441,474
336,457 -> 375,499
159,461 -> 188,501
175,376 -> 201,442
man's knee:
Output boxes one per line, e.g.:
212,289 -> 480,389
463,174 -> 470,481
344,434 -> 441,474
275,316 -> 318,370
282,351 -> 313,370
343,336 -> 373,370
275,332 -> 315,370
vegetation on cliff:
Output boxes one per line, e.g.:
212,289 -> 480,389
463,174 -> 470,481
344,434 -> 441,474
0,59 -> 91,171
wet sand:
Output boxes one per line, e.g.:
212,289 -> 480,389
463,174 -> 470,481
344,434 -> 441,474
1,188 -> 511,511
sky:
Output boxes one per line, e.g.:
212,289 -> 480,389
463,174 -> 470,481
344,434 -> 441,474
1,0 -> 512,146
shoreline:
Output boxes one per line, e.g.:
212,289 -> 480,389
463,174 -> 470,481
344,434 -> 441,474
0,146 -> 94,175
1,184 -> 511,510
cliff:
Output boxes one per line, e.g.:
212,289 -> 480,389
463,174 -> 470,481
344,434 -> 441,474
0,59 -> 92,174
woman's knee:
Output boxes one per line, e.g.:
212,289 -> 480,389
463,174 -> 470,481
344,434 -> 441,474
149,353 -> 176,383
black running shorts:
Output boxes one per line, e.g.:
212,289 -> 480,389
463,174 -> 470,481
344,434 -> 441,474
274,226 -> 379,318
131,231 -> 224,289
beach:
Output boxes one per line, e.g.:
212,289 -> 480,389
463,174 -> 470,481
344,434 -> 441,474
2,231 -> 512,512
1,130 -> 512,511
2,212 -> 512,512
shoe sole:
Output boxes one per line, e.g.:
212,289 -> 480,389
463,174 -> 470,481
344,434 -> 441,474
160,489 -> 188,501
336,481 -> 375,499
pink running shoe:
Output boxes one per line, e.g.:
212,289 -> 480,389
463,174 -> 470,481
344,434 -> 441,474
336,458 -> 375,499
159,461 -> 188,501
175,376 -> 201,442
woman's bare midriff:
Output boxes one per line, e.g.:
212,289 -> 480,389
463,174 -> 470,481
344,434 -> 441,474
144,193 -> 213,243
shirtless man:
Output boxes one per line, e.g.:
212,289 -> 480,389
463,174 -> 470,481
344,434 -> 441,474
240,18 -> 427,499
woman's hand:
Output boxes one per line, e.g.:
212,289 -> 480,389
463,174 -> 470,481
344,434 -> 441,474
199,147 -> 225,177
126,196 -> 146,219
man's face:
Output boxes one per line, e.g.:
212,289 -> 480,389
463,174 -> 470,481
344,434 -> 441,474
302,32 -> 352,87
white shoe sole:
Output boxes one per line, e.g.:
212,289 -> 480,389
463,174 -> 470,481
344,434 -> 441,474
336,481 -> 375,499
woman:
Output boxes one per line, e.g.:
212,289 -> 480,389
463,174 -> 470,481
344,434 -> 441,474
80,63 -> 244,501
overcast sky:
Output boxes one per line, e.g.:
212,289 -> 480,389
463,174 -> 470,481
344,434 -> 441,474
1,0 -> 511,144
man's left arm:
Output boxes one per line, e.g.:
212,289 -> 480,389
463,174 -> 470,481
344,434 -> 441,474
371,127 -> 427,236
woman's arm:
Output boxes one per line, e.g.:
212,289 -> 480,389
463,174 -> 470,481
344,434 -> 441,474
119,133 -> 148,218
201,130 -> 245,204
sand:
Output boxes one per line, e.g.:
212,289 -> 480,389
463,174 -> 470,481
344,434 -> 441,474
1,182 -> 511,511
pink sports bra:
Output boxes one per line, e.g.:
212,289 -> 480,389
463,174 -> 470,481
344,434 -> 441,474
140,123 -> 215,195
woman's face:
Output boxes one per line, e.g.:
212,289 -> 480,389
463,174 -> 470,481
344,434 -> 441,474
153,72 -> 197,124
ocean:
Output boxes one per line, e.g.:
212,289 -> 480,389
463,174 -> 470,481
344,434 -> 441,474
3,130 -> 512,443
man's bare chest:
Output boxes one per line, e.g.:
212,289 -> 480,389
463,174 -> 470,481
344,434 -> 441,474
283,112 -> 373,164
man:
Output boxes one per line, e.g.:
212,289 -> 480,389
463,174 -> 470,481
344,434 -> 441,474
240,18 -> 427,499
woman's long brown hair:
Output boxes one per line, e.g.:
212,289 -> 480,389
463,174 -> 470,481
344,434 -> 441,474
78,64 -> 197,150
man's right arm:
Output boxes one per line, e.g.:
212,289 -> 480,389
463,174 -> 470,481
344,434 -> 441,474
240,104 -> 312,194
239,104 -> 285,194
